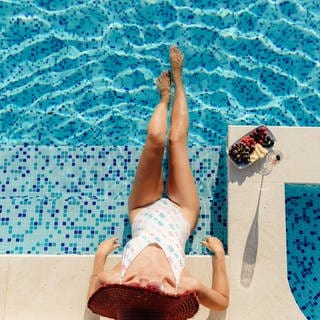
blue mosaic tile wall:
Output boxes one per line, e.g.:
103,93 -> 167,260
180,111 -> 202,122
0,145 -> 226,255
285,184 -> 320,320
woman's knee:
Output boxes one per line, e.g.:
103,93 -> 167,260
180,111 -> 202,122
168,129 -> 187,145
147,125 -> 166,147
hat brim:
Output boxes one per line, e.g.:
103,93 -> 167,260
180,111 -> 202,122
88,283 -> 199,319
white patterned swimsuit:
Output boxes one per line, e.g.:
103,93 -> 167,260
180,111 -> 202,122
121,198 -> 190,291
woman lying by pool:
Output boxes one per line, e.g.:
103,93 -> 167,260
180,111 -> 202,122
87,46 -> 229,319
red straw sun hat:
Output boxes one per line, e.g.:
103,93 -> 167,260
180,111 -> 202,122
88,283 -> 199,320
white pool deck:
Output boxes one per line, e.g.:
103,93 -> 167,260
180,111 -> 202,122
227,126 -> 319,320
0,126 -> 319,320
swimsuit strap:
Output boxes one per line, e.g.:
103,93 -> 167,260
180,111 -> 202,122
120,234 -> 151,282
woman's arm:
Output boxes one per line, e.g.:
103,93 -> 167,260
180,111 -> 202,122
87,237 -> 120,299
197,236 -> 229,311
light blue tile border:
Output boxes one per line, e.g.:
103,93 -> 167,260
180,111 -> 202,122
0,145 -> 227,255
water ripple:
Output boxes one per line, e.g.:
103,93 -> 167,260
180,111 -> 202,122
0,0 -> 319,145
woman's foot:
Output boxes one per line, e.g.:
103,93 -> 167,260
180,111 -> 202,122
170,46 -> 184,84
157,70 -> 171,103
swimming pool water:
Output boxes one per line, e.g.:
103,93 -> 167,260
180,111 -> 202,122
0,0 -> 319,147
0,1 -> 319,317
286,184 -> 320,320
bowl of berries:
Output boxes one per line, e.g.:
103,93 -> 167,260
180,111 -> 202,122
228,125 -> 276,169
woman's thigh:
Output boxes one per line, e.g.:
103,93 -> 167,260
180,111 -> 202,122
166,141 -> 200,231
128,141 -> 164,215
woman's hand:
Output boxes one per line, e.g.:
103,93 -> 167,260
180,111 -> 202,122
88,237 -> 120,298
96,237 -> 120,257
201,236 -> 225,256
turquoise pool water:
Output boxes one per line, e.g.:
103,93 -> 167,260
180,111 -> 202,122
286,184 -> 320,320
0,0 -> 319,147
0,1 -> 319,318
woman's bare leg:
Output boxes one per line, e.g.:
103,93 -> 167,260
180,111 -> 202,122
128,71 -> 171,220
167,47 -> 200,231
